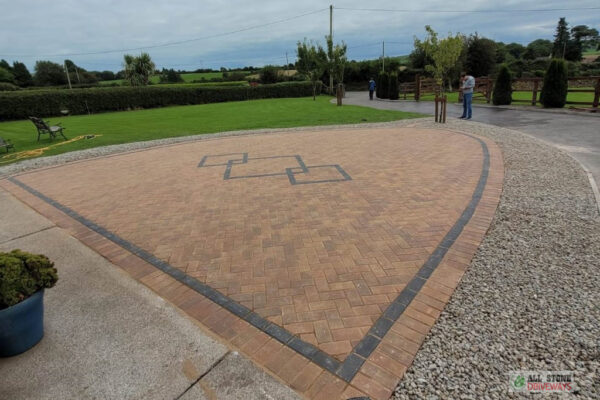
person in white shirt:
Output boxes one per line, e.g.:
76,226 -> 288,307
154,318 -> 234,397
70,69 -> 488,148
460,72 -> 475,119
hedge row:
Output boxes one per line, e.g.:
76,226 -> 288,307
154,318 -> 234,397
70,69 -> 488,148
0,82 -> 317,120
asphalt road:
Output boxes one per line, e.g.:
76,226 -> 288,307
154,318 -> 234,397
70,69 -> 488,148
344,91 -> 600,186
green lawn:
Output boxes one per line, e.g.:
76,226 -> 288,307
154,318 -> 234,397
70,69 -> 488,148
0,96 -> 423,165
419,90 -> 595,105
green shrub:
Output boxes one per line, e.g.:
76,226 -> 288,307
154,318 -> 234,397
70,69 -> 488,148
492,65 -> 513,105
388,72 -> 399,100
540,59 -> 568,108
260,65 -> 279,84
0,82 -> 19,91
0,82 -> 315,120
158,68 -> 184,83
0,250 -> 58,309
376,71 -> 389,99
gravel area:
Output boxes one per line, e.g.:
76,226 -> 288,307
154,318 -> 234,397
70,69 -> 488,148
1,117 -> 597,398
394,120 -> 599,399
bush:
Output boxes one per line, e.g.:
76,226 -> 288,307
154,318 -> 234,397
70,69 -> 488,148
376,71 -> 389,99
158,68 -> 184,83
0,67 -> 14,83
492,65 -> 512,105
388,72 -> 399,100
0,250 -> 58,309
0,82 -> 19,91
0,82 -> 316,120
260,65 -> 279,84
540,59 -> 568,108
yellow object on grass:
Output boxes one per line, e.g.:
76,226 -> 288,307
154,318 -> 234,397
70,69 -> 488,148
0,135 -> 102,164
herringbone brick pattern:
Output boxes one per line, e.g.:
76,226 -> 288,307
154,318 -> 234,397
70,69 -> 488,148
11,128 -> 482,362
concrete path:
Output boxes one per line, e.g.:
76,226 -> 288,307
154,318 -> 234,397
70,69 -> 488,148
0,187 -> 300,400
344,91 -> 600,185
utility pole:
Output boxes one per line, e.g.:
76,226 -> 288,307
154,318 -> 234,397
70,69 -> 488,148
329,4 -> 333,95
75,66 -> 81,83
382,41 -> 385,72
64,61 -> 72,89
285,52 -> 289,81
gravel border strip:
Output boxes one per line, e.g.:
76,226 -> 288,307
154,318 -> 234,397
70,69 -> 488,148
392,119 -> 599,399
0,120 -> 426,178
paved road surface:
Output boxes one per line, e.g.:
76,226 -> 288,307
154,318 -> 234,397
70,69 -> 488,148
345,91 -> 600,186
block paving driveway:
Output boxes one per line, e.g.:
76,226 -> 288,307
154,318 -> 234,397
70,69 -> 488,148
2,126 -> 503,399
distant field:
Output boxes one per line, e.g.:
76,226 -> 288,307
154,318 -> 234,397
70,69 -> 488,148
146,81 -> 248,88
583,49 -> 600,56
99,71 -> 251,85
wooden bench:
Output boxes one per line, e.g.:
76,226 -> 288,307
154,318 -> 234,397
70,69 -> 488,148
29,117 -> 67,141
0,137 -> 14,153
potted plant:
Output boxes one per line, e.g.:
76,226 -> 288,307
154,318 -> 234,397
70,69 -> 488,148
0,249 -> 58,357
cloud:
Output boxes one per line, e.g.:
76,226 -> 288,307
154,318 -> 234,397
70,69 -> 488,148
0,0 -> 598,71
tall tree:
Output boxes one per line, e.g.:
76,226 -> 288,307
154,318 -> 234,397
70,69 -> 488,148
11,61 -> 33,86
552,17 -> 570,58
123,53 -> 155,86
571,25 -> 599,50
414,25 -> 464,92
465,35 -> 497,77
0,59 -> 11,72
0,67 -> 14,83
63,59 -> 98,84
506,43 -> 526,59
523,39 -> 553,59
296,39 -> 327,100
325,35 -> 347,87
34,60 -> 67,86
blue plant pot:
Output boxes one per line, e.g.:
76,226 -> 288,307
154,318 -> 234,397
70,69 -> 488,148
0,289 -> 45,357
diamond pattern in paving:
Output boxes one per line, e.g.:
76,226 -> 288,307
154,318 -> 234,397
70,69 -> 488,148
2,127 -> 503,399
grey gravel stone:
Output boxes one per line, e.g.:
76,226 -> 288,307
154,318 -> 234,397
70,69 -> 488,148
393,119 -> 599,400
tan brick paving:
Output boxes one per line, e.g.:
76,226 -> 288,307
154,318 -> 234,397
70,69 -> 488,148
2,126 -> 503,399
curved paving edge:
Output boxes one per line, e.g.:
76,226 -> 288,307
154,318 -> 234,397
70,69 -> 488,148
0,122 -> 504,400
394,120 -> 600,400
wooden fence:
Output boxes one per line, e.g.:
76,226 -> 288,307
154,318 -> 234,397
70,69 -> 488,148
399,75 -> 600,112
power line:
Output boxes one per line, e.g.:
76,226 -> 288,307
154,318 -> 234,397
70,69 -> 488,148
336,6 -> 600,13
0,8 -> 327,58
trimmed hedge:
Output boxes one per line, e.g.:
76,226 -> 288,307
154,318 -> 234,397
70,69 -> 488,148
388,72 -> 399,100
376,71 -> 389,99
492,65 -> 513,105
0,82 -> 316,120
540,59 -> 568,108
0,82 -> 19,91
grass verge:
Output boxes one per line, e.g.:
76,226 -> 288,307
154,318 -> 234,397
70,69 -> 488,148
0,96 -> 423,165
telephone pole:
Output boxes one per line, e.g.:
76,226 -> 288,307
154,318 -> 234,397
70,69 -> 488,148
329,4 -> 333,94
64,61 -> 72,89
285,52 -> 289,81
382,41 -> 385,72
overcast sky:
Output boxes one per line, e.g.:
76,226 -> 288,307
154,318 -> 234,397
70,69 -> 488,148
1,0 -> 598,72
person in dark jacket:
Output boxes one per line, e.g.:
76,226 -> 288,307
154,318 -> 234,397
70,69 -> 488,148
368,78 -> 376,100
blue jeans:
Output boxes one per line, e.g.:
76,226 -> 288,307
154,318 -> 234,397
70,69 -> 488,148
462,92 -> 472,118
